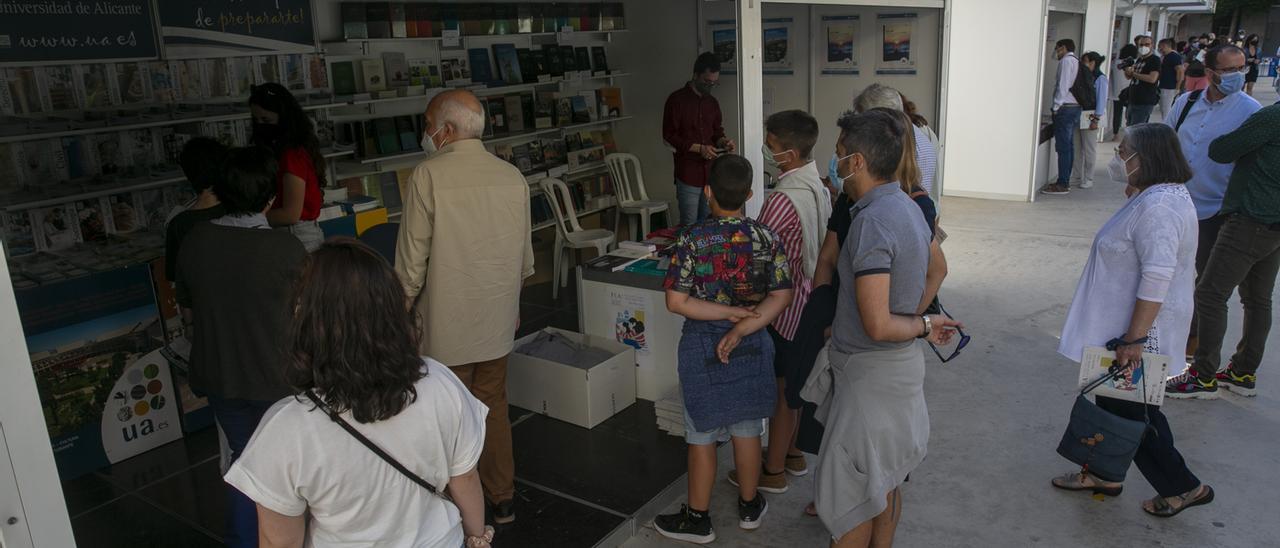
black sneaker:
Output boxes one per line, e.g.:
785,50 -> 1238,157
1215,365 -> 1257,397
654,505 -> 715,544
1165,368 -> 1219,400
492,499 -> 515,525
738,491 -> 768,530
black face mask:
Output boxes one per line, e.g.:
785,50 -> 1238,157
693,80 -> 713,95
252,122 -> 282,148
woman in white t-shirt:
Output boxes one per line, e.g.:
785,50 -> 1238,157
225,238 -> 494,548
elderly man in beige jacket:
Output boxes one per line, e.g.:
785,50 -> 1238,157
395,89 -> 534,524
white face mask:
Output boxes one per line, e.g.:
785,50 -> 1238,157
421,126 -> 444,154
762,144 -> 794,169
1108,152 -> 1138,185
834,152 -> 858,183
1138,46 -> 1153,57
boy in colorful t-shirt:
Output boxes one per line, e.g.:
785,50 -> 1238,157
655,155 -> 794,543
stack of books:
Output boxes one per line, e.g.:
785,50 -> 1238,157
340,2 -> 627,40
654,393 -> 685,438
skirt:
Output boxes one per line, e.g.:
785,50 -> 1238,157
813,342 -> 929,540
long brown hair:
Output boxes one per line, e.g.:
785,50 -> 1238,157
287,238 -> 425,423
873,108 -> 922,193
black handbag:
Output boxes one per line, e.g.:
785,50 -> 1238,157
1055,359 -> 1152,483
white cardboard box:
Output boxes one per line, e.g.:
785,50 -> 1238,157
509,327 -> 637,429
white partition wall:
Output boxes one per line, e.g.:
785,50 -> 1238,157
940,0 -> 1049,201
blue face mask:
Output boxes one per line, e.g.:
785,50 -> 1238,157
828,154 -> 840,183
1216,71 -> 1246,95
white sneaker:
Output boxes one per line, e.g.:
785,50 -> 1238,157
1080,181 -> 1094,189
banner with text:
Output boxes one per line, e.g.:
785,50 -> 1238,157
159,0 -> 316,59
0,0 -> 157,63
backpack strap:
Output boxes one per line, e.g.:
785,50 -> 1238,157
1174,90 -> 1204,132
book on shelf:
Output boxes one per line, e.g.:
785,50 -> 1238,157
44,66 -> 80,112
541,44 -> 563,77
568,146 -> 606,170
570,94 -> 591,124
580,91 -> 601,121
176,60 -> 205,101
534,91 -> 555,129
228,57 -> 254,96
486,96 -> 507,134
382,52 -> 410,88
61,136 -> 94,180
468,5 -> 495,36
2,211 -> 37,258
517,4 -> 535,34
394,116 -> 419,151
491,43 -> 522,86
338,195 -> 380,214
92,133 -> 123,177
526,139 -> 545,172
341,2 -> 367,39
389,2 -> 408,38
575,47 -> 592,75
283,54 -> 307,91
530,49 -> 550,82
148,61 -> 176,103
540,136 -> 566,167
4,67 -> 43,114
504,95 -> 525,132
559,45 -> 578,73
516,49 -> 537,84
440,4 -> 460,33
592,47 -> 610,74
31,204 -> 82,252
77,64 -> 116,109
365,2 -> 391,39
520,93 -> 536,130
377,171 -> 403,210
512,142 -> 533,173
255,55 -> 280,85
331,61 -> 358,96
22,139 -> 68,184
468,48 -> 495,85
75,198 -> 111,243
0,143 -> 25,189
598,87 -> 623,118
132,188 -> 170,230
441,52 -> 471,87
372,117 -> 399,155
202,58 -> 231,99
106,192 -> 141,234
565,131 -> 583,152
361,58 -> 388,92
555,94 -> 573,126
307,54 -> 329,90
494,3 -> 515,35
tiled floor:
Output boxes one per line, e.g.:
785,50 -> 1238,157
65,281 -> 687,548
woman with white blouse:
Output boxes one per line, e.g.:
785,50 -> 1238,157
1050,123 -> 1214,518
224,239 -> 494,548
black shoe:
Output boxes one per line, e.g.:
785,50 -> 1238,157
738,491 -> 768,530
492,499 -> 515,525
654,504 -> 715,544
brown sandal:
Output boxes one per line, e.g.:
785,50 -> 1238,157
1051,471 -> 1124,497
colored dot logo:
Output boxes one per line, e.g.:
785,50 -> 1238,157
150,395 -> 167,410
144,363 -> 159,379
147,379 -> 163,395
134,401 -> 150,416
116,407 -> 133,422
130,385 -> 146,400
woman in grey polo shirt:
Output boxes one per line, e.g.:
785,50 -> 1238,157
807,110 -> 962,546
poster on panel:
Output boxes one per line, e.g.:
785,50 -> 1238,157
762,18 -> 793,75
158,0 -> 316,59
821,15 -> 860,75
610,290 -> 649,354
16,265 -> 183,479
706,19 -> 737,74
0,0 -> 158,63
877,13 -> 918,75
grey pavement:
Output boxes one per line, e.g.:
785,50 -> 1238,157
623,84 -> 1280,548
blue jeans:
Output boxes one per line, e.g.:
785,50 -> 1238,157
209,396 -> 277,548
1053,106 -> 1082,185
1127,103 -> 1156,126
676,180 -> 709,226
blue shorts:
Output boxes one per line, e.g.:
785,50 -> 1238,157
683,407 -> 764,446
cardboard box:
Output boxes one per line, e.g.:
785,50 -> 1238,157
509,327 -> 636,428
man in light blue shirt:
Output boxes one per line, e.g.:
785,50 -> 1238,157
1071,52 -> 1109,189
1162,44 -> 1260,358
1042,39 -> 1082,195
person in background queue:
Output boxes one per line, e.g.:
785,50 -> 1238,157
395,89 -> 534,526
225,239 -> 493,548
1158,45 -> 1261,395
1124,36 -> 1162,126
1042,39 -> 1084,195
249,83 -> 327,251
1072,52 -> 1109,189
167,138 -> 228,285
175,146 -> 308,548
664,52 -> 737,226
1157,38 -> 1185,119
1243,34 -> 1262,96
1111,43 -> 1138,139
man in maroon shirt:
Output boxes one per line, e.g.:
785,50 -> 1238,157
664,52 -> 737,225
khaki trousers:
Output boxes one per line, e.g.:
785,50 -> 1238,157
450,355 -> 515,504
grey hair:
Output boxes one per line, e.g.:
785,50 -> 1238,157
1120,123 -> 1192,188
853,83 -> 904,113
437,94 -> 485,139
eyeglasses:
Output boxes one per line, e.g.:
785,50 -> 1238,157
928,301 -> 971,363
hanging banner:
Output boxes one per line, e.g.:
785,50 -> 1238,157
17,265 -> 182,479
0,0 -> 158,63
821,15 -> 860,75
159,0 -> 316,59
877,13 -> 918,75
762,18 -> 793,75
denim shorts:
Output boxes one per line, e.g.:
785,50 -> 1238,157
683,408 -> 764,446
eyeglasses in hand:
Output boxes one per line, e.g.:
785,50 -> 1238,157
928,301 -> 970,363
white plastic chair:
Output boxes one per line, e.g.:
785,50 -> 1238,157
605,153 -> 669,240
540,178 -> 616,299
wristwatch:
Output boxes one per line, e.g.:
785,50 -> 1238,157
918,315 -> 933,339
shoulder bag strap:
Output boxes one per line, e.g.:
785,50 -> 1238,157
1174,90 -> 1203,132
304,390 -> 449,500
